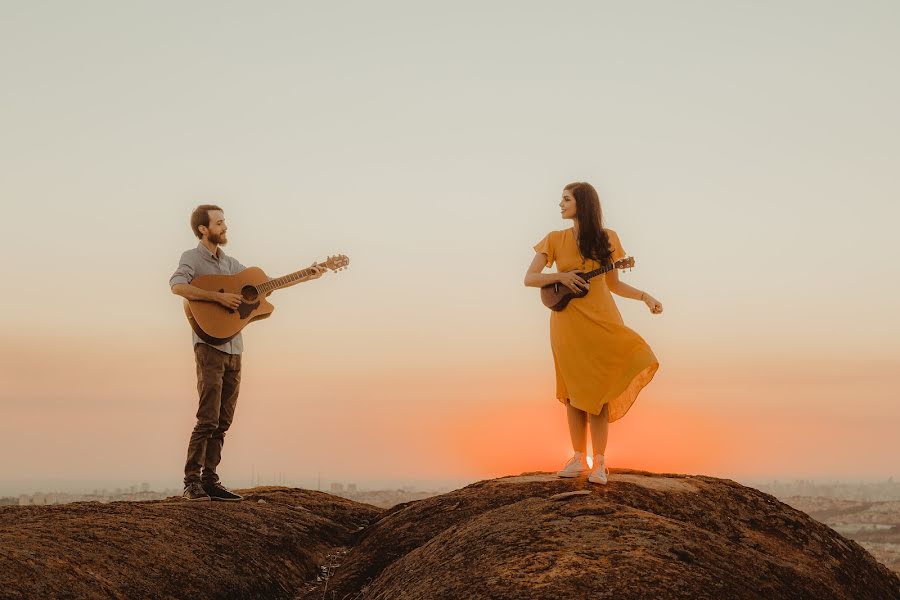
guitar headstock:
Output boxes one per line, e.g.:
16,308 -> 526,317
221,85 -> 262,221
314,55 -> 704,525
324,254 -> 350,271
614,256 -> 635,271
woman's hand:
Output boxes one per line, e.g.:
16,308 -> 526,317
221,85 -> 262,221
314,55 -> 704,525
641,292 -> 663,314
557,271 -> 589,293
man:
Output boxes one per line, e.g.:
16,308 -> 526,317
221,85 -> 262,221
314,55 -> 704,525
170,205 -> 323,501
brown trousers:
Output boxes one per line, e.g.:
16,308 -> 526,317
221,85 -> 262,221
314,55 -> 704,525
184,343 -> 241,486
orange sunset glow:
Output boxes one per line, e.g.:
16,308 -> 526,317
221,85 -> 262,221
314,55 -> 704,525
1,2 -> 898,500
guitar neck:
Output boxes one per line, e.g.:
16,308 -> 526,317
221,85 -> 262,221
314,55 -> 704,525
257,263 -> 324,294
581,263 -> 615,281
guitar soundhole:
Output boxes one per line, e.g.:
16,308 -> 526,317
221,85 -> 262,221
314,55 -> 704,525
241,285 -> 259,302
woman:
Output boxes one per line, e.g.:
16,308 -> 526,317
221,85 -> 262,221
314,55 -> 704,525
524,182 -> 662,484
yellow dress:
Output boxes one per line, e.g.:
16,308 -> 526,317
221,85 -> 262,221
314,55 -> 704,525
533,228 -> 659,421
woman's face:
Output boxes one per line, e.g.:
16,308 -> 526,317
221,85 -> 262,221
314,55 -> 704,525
559,190 -> 577,220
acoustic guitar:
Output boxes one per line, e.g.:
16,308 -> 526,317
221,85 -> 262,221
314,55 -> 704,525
541,256 -> 635,311
183,254 -> 349,344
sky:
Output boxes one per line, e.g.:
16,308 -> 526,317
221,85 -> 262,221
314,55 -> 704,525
1,1 -> 898,495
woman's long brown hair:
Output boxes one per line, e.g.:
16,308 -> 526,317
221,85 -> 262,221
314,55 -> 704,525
565,181 -> 614,266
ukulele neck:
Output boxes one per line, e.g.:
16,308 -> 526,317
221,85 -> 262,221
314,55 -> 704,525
257,264 -> 324,294
581,263 -> 614,281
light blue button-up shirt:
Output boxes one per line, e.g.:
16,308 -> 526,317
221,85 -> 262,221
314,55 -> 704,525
169,242 -> 247,354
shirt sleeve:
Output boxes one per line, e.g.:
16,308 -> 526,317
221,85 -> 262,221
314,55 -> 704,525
532,232 -> 555,268
169,251 -> 195,288
231,256 -> 247,273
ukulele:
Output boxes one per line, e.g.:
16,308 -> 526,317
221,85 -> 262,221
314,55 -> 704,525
541,256 -> 635,311
183,254 -> 350,344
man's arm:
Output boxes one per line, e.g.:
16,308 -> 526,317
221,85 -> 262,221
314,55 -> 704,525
169,251 -> 242,309
172,283 -> 219,301
172,282 -> 242,309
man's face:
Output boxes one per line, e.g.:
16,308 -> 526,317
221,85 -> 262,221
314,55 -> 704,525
202,210 -> 228,245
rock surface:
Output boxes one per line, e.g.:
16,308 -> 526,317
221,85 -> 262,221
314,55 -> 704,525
305,470 -> 899,600
2,472 -> 898,599
0,487 -> 378,599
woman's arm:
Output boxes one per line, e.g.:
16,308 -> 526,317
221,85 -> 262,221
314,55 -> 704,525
606,269 -> 663,314
524,253 -> 588,292
524,253 -> 559,287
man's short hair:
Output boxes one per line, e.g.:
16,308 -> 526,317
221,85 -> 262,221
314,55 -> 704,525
190,205 -> 223,239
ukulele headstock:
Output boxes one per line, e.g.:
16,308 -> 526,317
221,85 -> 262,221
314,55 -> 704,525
325,254 -> 350,272
614,256 -> 635,271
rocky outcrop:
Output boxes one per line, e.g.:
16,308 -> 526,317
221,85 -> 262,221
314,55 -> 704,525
2,472 -> 898,599
305,470 -> 899,600
0,487 -> 378,599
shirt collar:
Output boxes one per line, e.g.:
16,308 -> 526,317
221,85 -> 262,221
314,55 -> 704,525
196,242 -> 226,260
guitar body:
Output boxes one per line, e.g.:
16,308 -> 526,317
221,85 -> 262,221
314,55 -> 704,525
183,267 -> 276,345
178,253 -> 348,344
541,271 -> 590,311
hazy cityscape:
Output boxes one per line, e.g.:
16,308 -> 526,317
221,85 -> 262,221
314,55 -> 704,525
4,477 -> 899,507
750,477 -> 900,502
1,483 -> 178,506
1,480 -> 453,509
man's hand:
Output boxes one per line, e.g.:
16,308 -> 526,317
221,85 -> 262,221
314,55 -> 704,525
216,292 -> 243,310
308,261 -> 326,280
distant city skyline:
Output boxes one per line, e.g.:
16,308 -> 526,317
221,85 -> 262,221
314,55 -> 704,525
4,474 -> 900,501
0,475 -> 474,498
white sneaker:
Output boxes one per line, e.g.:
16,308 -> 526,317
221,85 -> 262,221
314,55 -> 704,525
588,455 -> 609,485
556,454 -> 590,478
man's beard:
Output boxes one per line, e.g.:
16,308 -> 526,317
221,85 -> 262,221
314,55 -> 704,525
208,232 -> 227,245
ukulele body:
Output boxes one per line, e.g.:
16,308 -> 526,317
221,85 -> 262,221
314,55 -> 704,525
540,271 -> 591,312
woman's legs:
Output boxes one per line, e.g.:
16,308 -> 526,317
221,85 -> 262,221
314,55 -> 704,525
566,400 -> 609,456
588,403 -> 609,457
565,399 -> 588,454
